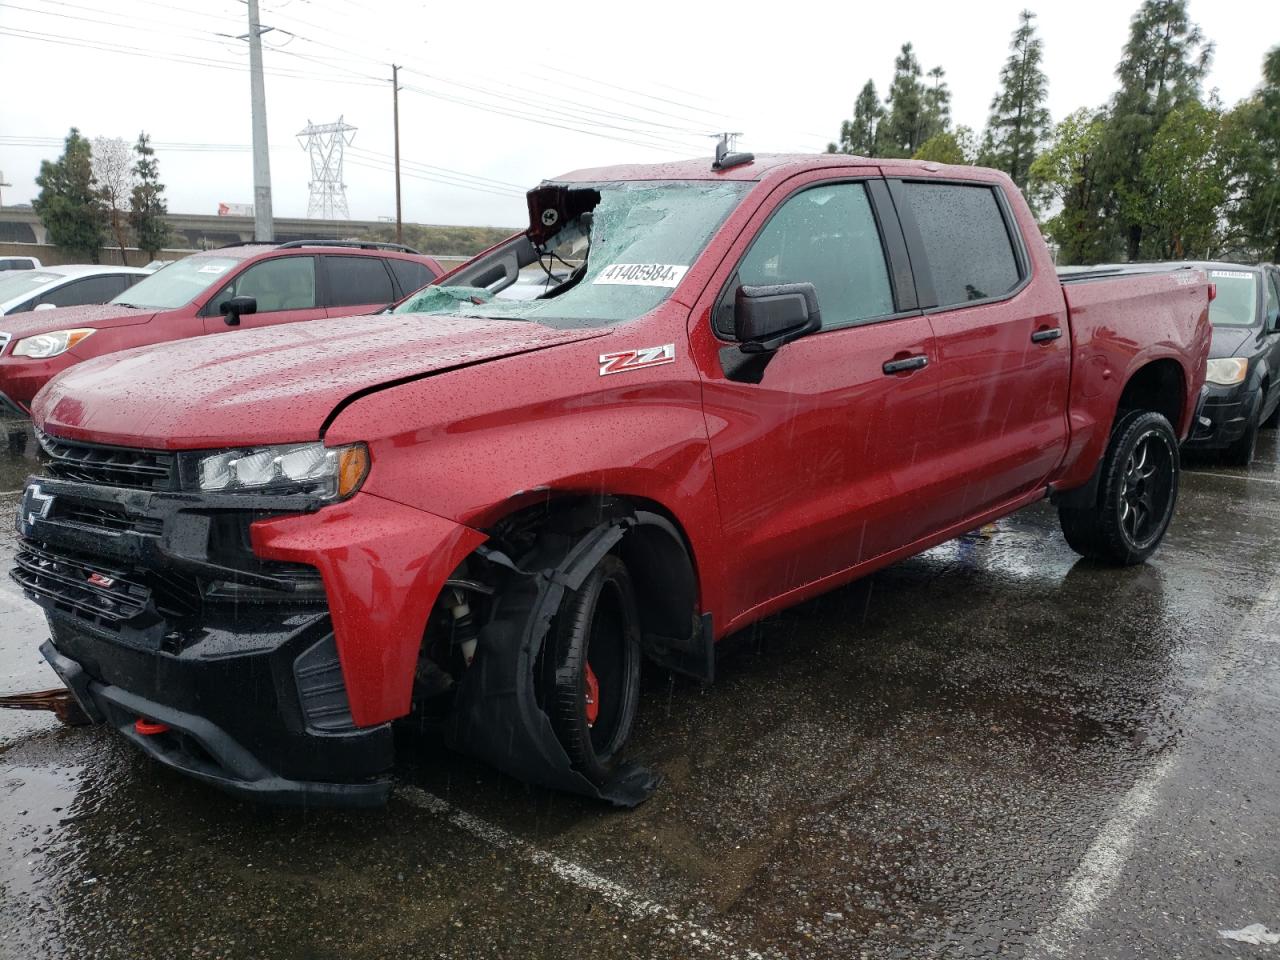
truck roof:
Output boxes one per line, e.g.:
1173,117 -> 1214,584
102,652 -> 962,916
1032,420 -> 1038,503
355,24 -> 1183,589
549,152 -> 892,185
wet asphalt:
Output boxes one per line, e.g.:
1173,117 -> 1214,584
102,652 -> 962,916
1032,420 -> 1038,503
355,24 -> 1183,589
1,420 -> 1278,959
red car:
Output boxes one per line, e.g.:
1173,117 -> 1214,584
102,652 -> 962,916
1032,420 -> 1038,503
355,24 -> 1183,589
16,153 -> 1211,808
0,240 -> 442,416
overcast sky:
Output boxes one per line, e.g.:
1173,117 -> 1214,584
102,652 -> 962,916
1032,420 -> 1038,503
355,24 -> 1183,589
0,0 -> 1272,228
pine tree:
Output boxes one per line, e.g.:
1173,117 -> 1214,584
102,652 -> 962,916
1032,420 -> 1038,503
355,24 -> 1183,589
980,9 -> 1051,193
1102,0 -> 1212,259
877,44 -> 926,158
830,80 -> 883,156
33,128 -> 105,261
920,66 -> 951,145
129,133 -> 170,259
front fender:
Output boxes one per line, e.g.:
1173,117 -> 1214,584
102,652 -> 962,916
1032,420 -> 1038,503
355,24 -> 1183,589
250,492 -> 487,727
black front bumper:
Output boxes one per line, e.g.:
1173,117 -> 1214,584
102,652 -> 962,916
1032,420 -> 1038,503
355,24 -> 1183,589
12,453 -> 394,808
0,389 -> 27,420
41,638 -> 390,807
1183,382 -> 1255,450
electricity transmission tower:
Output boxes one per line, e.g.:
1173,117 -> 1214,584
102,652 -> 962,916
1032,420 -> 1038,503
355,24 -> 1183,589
297,117 -> 356,220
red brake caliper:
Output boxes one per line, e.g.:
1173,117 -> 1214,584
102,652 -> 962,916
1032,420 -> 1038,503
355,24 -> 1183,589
584,663 -> 600,728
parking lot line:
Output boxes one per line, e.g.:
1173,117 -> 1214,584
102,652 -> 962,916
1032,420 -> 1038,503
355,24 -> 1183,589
1027,568 -> 1280,957
0,489 -> 22,497
1186,471 -> 1280,485
397,787 -> 764,959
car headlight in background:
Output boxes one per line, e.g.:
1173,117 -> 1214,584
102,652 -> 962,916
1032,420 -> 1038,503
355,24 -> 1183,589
11,328 -> 96,358
1205,357 -> 1248,386
193,442 -> 369,500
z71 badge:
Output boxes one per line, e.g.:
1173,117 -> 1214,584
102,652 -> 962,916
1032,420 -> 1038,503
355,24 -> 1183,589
599,343 -> 676,376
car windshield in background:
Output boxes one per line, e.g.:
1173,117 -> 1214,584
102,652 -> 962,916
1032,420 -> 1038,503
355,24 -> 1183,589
394,181 -> 749,328
111,257 -> 239,309
1208,270 -> 1257,326
0,272 -> 60,301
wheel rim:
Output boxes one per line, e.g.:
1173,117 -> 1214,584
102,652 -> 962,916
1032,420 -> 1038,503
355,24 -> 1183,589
1119,429 -> 1175,548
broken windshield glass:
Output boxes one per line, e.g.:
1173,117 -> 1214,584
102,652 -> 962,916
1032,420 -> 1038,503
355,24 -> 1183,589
394,180 -> 750,327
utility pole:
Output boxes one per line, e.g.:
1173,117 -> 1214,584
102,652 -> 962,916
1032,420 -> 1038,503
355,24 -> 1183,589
246,0 -> 274,241
391,64 -> 403,244
0,171 -> 10,210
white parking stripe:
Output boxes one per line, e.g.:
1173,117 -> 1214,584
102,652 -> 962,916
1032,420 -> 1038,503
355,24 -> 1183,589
0,489 -> 22,497
1028,570 -> 1280,956
1185,470 -> 1280,485
397,787 -> 761,958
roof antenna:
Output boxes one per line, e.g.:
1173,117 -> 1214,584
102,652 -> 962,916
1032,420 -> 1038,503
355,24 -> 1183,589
711,132 -> 754,171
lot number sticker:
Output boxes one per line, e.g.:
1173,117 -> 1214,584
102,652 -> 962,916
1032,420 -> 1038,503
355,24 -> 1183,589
593,263 -> 688,287
1211,270 -> 1253,280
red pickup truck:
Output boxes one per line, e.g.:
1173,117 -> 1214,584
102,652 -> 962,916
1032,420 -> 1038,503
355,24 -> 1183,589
14,153 -> 1211,807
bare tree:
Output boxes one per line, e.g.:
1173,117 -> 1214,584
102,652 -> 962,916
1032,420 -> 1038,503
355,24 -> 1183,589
92,136 -> 136,264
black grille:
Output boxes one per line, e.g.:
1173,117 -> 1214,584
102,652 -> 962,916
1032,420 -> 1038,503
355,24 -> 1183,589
37,429 -> 178,491
51,500 -> 165,537
12,543 -> 152,623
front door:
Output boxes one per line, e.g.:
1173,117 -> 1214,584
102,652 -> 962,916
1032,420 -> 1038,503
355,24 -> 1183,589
201,256 -> 325,332
692,175 -> 941,624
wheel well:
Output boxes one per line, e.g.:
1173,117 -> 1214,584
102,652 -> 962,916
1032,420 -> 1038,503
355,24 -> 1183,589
474,493 -> 704,670
1116,359 -> 1185,429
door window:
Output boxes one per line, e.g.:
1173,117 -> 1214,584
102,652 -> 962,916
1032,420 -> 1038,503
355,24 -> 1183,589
724,182 -> 894,335
1266,272 -> 1280,331
40,275 -> 130,307
212,257 -> 316,313
325,256 -> 394,307
901,182 -> 1021,307
387,258 -> 435,298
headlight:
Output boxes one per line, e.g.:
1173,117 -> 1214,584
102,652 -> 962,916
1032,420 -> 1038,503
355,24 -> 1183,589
193,442 -> 369,500
11,328 -> 96,358
1205,357 -> 1248,386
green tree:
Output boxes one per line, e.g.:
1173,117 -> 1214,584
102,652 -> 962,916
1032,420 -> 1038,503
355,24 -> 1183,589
1223,46 -> 1280,260
877,43 -> 926,157
1029,108 -> 1113,263
129,133 -> 170,259
913,131 -> 966,165
979,9 -> 1051,194
1136,98 -> 1223,259
1133,100 -> 1227,258
1102,0 -> 1212,259
828,80 -> 883,155
921,66 -> 952,144
33,128 -> 105,261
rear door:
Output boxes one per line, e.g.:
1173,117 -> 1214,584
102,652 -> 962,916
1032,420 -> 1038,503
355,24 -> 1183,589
887,175 -> 1070,522
693,172 -> 943,621
201,256 -> 325,331
320,255 -> 397,318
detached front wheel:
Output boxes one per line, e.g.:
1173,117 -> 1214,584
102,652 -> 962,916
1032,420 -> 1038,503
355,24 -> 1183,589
540,554 -> 642,786
1059,410 -> 1180,565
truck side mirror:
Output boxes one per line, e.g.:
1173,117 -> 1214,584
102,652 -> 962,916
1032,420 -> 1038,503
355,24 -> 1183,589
734,282 -> 821,353
220,295 -> 258,327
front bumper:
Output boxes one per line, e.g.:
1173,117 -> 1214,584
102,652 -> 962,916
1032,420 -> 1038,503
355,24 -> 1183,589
1183,382 -> 1255,450
11,441 -> 483,805
0,354 -> 73,412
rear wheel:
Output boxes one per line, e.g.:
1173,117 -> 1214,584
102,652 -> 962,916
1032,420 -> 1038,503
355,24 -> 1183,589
1058,410 -> 1180,565
540,554 -> 641,786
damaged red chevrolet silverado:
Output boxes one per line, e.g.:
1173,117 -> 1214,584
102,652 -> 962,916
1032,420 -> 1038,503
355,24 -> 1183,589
13,151 -> 1212,807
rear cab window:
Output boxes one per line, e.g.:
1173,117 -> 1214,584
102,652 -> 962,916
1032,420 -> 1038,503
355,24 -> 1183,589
899,181 -> 1023,307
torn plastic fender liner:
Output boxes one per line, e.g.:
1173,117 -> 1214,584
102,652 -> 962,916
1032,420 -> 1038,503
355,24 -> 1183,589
445,516 -> 661,807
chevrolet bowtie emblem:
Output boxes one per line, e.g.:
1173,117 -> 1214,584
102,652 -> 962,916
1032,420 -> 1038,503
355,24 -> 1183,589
20,483 -> 54,530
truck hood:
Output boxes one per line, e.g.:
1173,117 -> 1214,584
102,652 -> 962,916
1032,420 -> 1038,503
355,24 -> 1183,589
0,303 -> 156,338
35,313 -> 608,449
1209,324 -> 1259,360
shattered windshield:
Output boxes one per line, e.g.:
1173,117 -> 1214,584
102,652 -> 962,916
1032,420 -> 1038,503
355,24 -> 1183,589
394,180 -> 749,327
